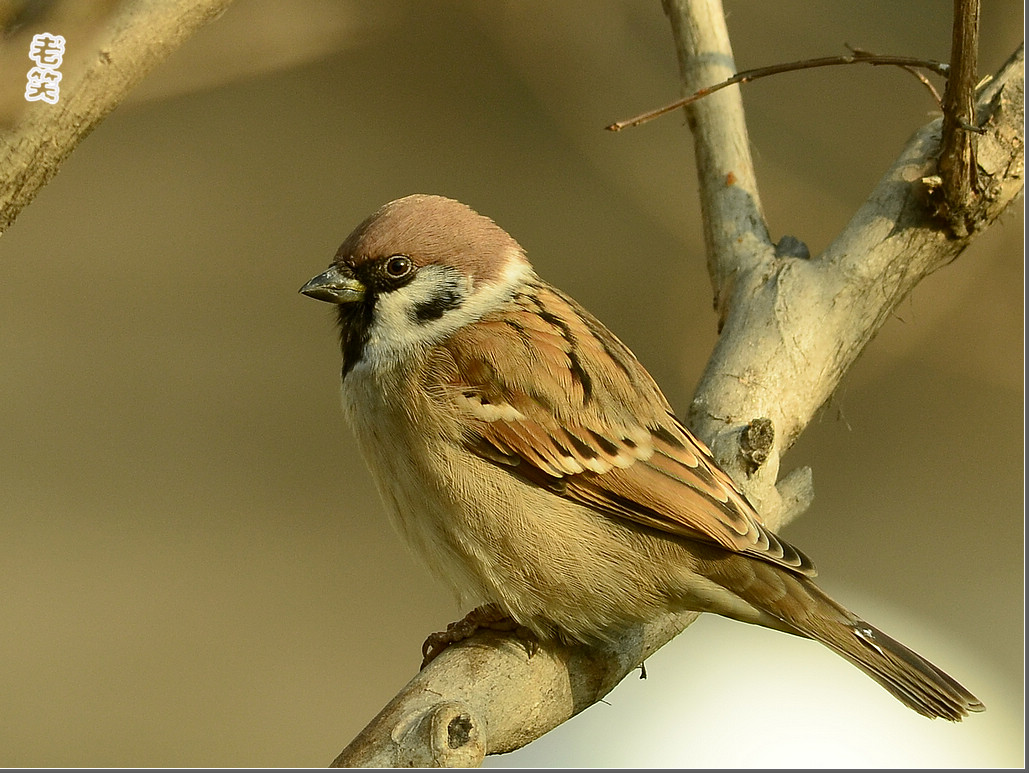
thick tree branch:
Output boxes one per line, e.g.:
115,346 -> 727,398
660,0 -> 771,319
688,43 -> 1023,521
330,11 -> 1023,771
0,0 -> 233,237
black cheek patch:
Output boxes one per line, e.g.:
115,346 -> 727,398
412,283 -> 464,322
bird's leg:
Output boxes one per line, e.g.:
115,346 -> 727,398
420,603 -> 539,669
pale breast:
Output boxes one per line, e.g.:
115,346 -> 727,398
338,361 -> 740,642
340,362 -> 493,604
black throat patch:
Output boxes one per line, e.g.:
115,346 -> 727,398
337,300 -> 375,380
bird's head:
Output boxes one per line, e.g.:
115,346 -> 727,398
300,194 -> 532,376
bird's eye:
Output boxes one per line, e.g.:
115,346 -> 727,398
384,255 -> 413,278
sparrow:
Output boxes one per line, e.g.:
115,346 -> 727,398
300,194 -> 983,721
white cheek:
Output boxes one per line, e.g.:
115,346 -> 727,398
363,253 -> 534,369
365,267 -> 469,363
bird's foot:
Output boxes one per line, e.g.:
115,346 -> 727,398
420,603 -> 539,669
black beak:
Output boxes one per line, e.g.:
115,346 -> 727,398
299,266 -> 366,304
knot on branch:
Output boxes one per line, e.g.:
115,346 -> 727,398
739,417 -> 775,473
927,58 -> 1024,239
697,418 -> 814,531
774,235 -> 811,260
393,701 -> 486,768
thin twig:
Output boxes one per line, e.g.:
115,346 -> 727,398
936,0 -> 982,236
898,66 -> 945,104
606,52 -> 950,131
848,46 -> 944,104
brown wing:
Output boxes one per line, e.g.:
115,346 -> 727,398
432,279 -> 815,576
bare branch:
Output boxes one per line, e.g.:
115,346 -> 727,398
606,52 -> 949,132
846,46 -> 946,105
660,0 -> 771,320
935,0 -> 983,236
0,0 -> 234,237
689,45 -> 1023,512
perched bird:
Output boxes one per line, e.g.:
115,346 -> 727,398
300,194 -> 983,721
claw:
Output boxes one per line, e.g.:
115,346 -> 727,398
420,604 -> 540,668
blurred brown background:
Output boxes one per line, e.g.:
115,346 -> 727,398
0,0 -> 1023,766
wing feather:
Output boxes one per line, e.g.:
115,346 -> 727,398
434,280 -> 815,576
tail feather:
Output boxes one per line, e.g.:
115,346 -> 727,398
819,615 -> 985,721
701,551 -> 985,720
